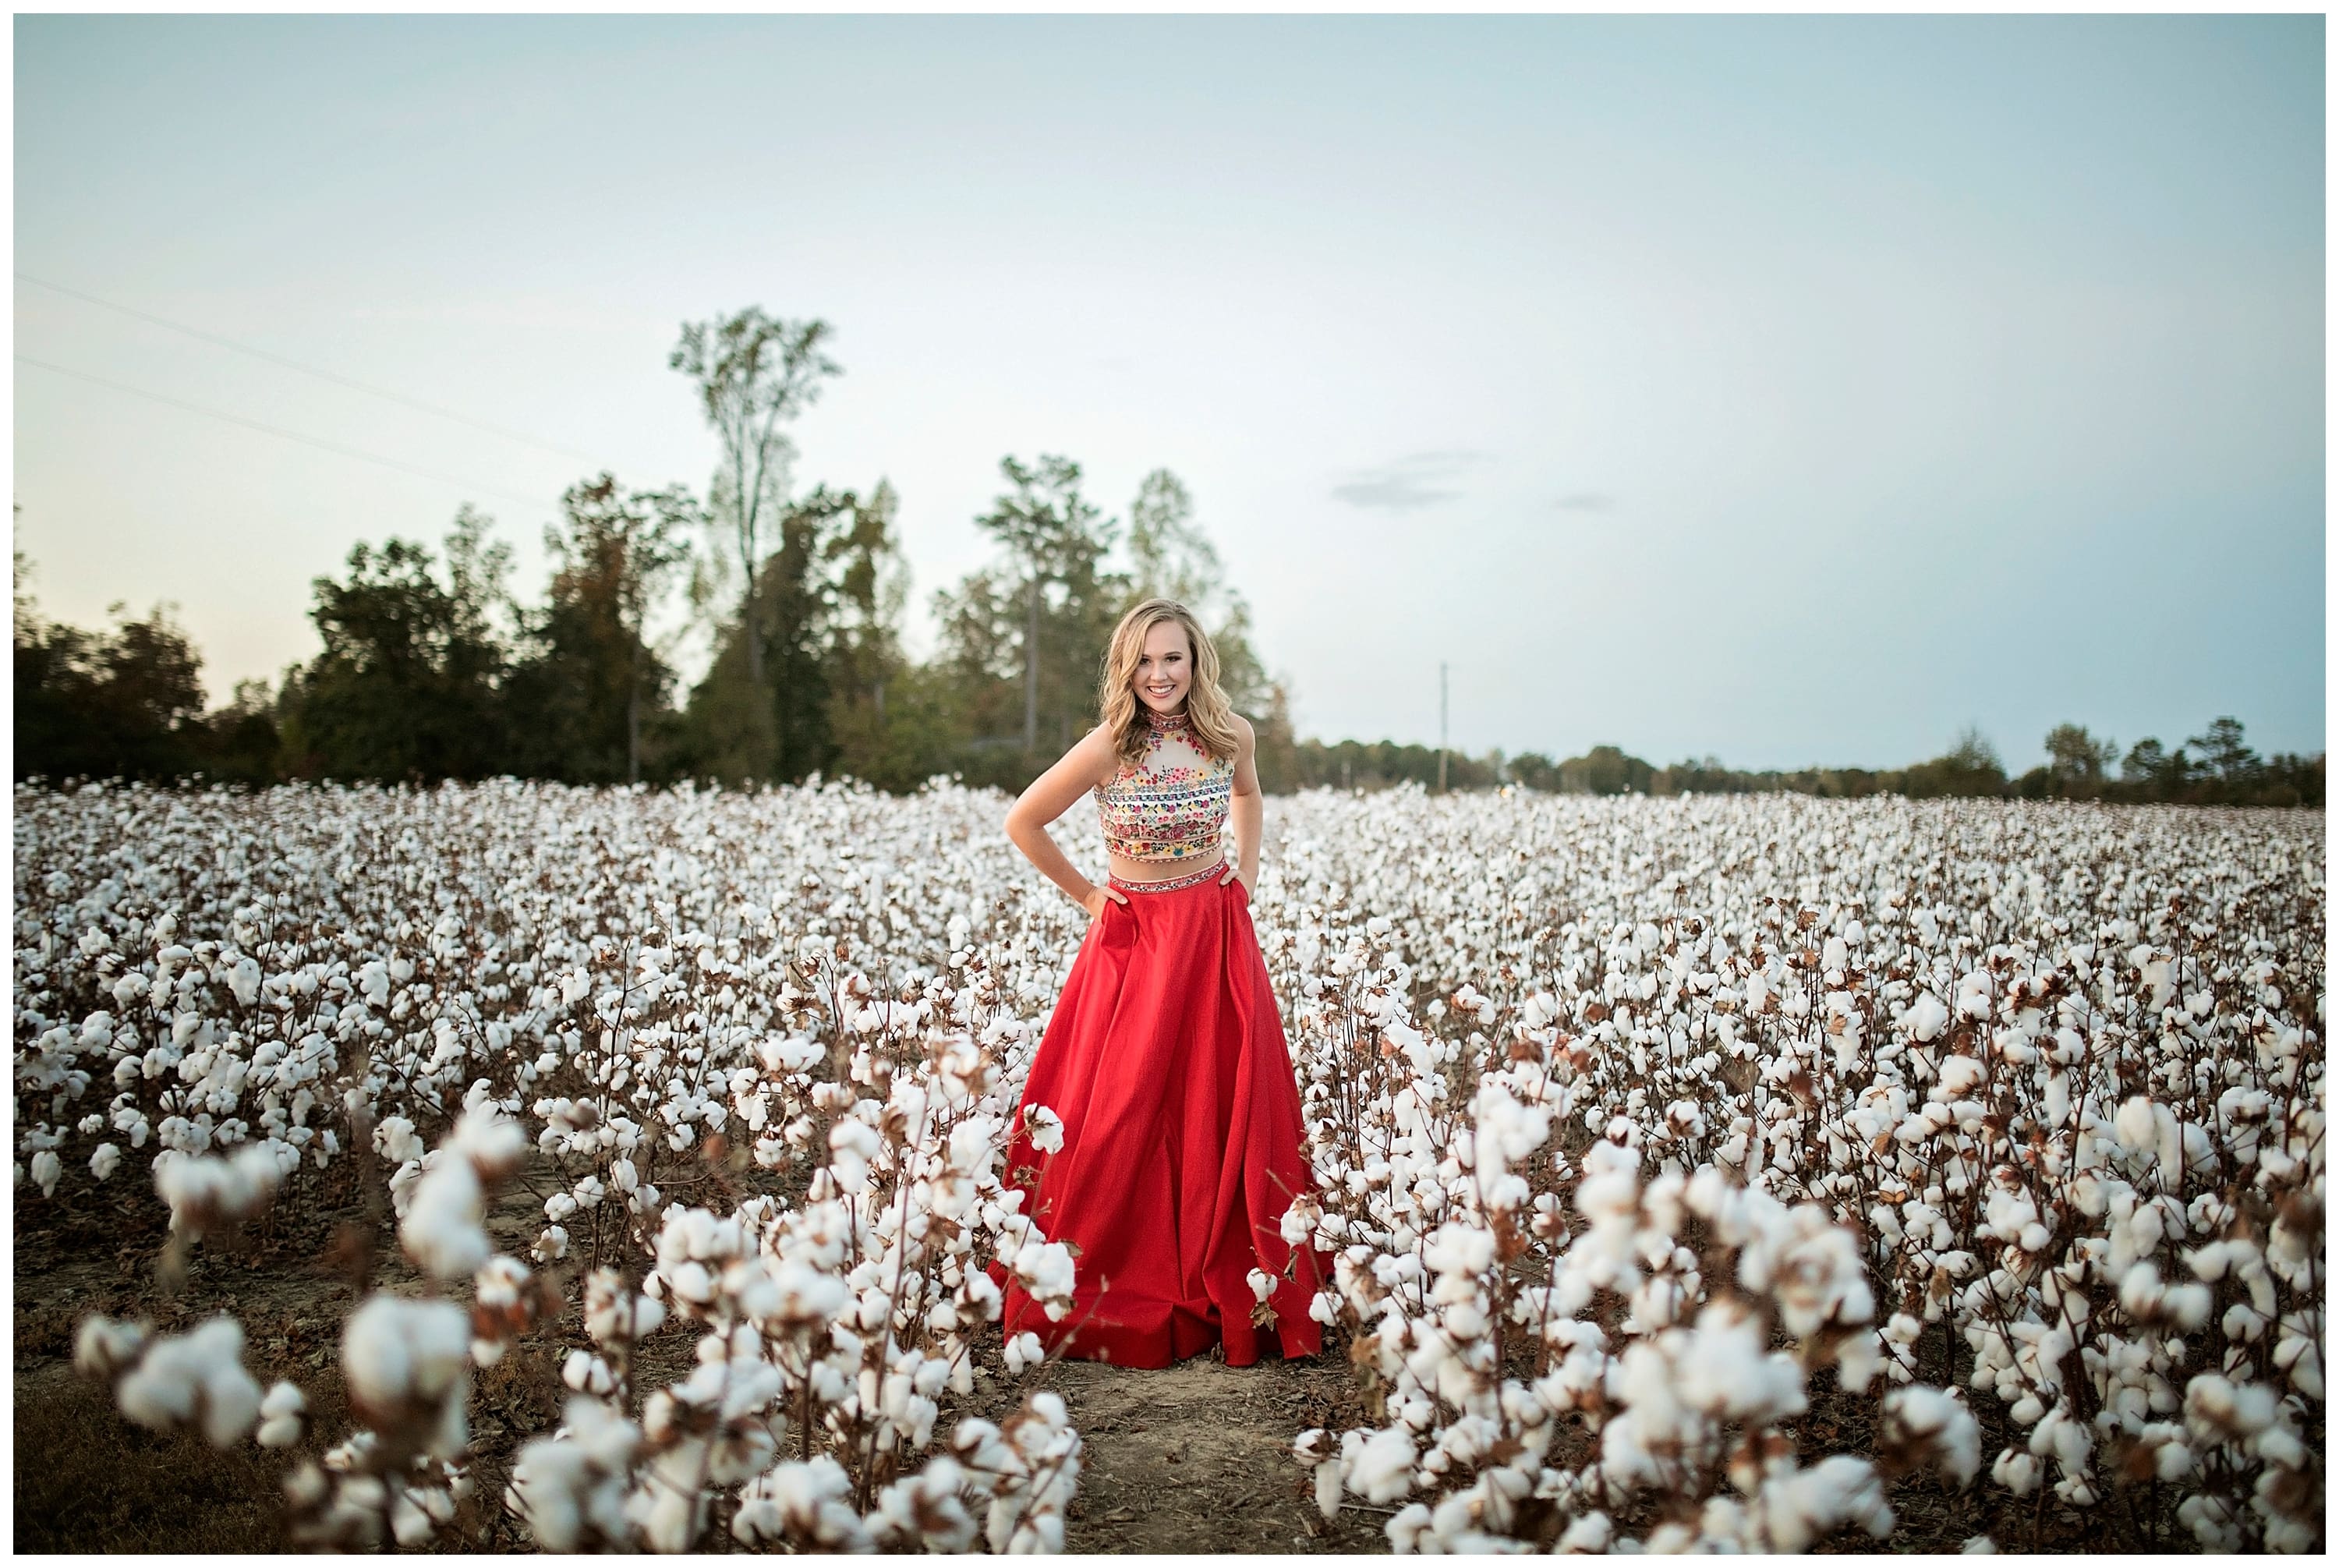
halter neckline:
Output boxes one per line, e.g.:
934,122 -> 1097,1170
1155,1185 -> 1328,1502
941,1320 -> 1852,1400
1141,703 -> 1187,732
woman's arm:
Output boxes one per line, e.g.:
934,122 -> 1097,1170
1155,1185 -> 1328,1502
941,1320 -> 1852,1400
1221,713 -> 1262,894
1005,727 -> 1127,919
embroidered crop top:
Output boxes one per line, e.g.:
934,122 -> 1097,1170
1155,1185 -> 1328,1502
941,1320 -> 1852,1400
1095,706 -> 1233,862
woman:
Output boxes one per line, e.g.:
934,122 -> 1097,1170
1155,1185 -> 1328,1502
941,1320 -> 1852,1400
993,597 -> 1324,1368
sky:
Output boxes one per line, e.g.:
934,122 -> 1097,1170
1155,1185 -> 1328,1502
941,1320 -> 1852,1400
12,13 -> 2326,771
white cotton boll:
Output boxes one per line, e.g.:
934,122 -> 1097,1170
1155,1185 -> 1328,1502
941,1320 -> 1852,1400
256,1380 -> 306,1447
1023,1105 -> 1065,1155
115,1316 -> 263,1447
2183,1373 -> 2276,1439
74,1316 -> 148,1378
2114,1095 -> 2157,1153
562,1350 -> 618,1398
342,1294 -> 470,1420
1312,1458 -> 1343,1520
1883,1386 -> 1980,1486
1247,1268 -> 1276,1303
1346,1425 -> 1420,1505
399,1157 -> 489,1280
1557,1510 -> 1613,1552
1760,1454 -> 1893,1553
1935,1055 -> 1986,1099
1962,1534 -> 1997,1552
374,1115 -> 424,1167
2118,1262 -> 2165,1320
391,1488 -> 441,1546
115,1349 -> 199,1431
90,1143 -> 122,1181
1836,1330 -> 1883,1395
1677,1302 -> 1781,1421
1907,992 -> 1949,1042
1990,1447 -> 2040,1495
2220,1303 -> 2267,1342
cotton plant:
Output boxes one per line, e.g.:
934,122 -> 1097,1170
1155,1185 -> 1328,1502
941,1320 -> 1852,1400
20,777 -> 2323,1552
32,782 -> 1095,1552
1257,788 -> 2320,1551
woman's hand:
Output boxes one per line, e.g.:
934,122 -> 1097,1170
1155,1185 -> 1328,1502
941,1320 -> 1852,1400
1218,862 -> 1251,896
1079,883 -> 1130,919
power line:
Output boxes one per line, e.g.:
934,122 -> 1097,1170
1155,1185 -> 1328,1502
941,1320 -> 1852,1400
16,271 -> 606,466
16,353 -> 560,511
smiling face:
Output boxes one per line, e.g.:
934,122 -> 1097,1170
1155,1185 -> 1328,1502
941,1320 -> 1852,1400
1133,619 -> 1194,717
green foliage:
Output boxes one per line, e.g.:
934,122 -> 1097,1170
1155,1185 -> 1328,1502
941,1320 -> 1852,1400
1630,719 -> 2320,807
674,478 -> 947,791
1288,738 -> 1503,792
931,454 -> 1130,785
503,476 -> 695,784
2044,723 -> 2119,792
671,306 -> 841,694
13,550 -> 211,783
1250,681 -> 1302,795
1559,745 -> 1656,797
1898,727 -> 2009,800
275,508 -> 518,783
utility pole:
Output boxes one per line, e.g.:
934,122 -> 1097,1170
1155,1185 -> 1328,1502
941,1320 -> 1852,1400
1438,661 -> 1449,794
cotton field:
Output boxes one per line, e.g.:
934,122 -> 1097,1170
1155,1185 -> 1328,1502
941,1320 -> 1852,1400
13,777 -> 2325,1552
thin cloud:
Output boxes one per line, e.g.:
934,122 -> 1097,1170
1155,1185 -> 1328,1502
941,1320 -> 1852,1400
1331,451 -> 1488,512
1554,491 -> 1616,513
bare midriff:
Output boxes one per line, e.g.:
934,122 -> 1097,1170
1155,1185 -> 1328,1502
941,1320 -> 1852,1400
1107,849 -> 1226,884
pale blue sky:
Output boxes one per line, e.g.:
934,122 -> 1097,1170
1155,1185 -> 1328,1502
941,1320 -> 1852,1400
13,14 -> 2324,769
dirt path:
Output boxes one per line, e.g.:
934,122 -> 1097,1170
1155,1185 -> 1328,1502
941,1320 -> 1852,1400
1042,1354 -> 1387,1554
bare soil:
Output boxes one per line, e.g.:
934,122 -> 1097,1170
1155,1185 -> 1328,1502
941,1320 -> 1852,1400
12,1156 -> 1376,1554
12,1156 -> 2207,1555
1041,1355 -> 1386,1554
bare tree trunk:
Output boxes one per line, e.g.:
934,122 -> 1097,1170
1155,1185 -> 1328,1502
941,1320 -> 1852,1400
1022,573 -> 1039,754
737,443 -> 764,688
745,584 -> 763,686
740,523 -> 763,688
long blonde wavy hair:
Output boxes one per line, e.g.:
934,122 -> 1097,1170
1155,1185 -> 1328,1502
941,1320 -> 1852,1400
1098,599 -> 1241,766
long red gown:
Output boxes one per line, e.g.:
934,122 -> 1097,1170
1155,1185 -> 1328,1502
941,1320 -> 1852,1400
995,867 -> 1326,1368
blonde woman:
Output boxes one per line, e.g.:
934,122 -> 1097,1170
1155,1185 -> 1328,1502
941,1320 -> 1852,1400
993,597 -> 1324,1367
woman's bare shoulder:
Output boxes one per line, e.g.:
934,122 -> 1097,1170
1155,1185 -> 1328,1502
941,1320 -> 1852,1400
1074,723 -> 1125,782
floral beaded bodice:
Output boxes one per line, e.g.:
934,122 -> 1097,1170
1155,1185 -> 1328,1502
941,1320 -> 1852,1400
1095,706 -> 1233,862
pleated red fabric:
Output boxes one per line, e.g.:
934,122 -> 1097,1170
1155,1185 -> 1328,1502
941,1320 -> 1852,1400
996,870 -> 1327,1368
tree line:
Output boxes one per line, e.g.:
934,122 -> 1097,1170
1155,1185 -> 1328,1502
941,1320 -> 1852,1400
12,302 -> 2322,811
1494,722 -> 2323,808
14,306 -> 1290,796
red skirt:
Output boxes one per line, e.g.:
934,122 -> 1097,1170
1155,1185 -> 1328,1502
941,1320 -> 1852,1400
996,865 -> 1326,1368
